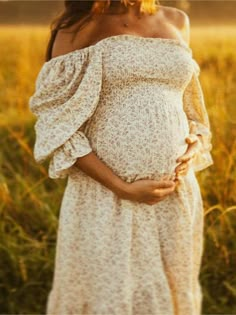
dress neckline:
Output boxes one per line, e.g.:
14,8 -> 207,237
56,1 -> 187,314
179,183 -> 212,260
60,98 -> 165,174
46,33 -> 192,64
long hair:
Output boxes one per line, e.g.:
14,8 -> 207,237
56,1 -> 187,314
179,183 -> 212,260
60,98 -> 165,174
45,0 -> 160,62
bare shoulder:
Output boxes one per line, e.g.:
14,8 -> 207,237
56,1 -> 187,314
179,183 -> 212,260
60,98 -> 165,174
51,18 -> 94,59
159,5 -> 190,45
51,28 -> 75,59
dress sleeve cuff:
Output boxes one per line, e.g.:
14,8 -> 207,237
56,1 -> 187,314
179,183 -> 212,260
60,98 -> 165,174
189,120 -> 214,172
48,130 -> 92,179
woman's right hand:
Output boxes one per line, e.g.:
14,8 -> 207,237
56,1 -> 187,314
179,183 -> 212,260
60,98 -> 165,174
121,178 -> 179,205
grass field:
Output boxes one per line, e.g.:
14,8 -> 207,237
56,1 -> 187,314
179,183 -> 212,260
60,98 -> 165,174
0,25 -> 236,314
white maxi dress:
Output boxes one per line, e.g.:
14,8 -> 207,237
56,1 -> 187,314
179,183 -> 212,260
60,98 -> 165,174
29,34 -> 214,315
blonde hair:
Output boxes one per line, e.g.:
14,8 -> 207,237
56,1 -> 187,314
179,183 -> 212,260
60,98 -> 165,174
91,0 -> 160,15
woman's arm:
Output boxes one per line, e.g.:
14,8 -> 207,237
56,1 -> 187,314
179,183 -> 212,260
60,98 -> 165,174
74,151 -> 178,205
74,151 -> 130,198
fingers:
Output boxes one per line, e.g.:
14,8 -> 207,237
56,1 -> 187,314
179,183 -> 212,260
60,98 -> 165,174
175,161 -> 188,173
176,154 -> 194,163
176,142 -> 198,163
175,161 -> 191,177
146,199 -> 162,205
152,184 -> 176,198
145,179 -> 180,205
185,133 -> 199,144
152,180 -> 176,189
176,169 -> 188,177
145,196 -> 166,205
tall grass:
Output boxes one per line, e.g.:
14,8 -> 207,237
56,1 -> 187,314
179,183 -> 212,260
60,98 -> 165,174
0,25 -> 236,314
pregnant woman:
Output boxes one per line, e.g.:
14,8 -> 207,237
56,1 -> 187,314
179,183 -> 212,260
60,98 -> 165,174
29,0 -> 214,314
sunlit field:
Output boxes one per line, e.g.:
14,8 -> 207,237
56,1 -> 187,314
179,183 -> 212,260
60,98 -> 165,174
0,25 -> 236,314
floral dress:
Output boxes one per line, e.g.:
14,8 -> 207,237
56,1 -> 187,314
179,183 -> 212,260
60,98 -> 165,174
29,34 -> 214,315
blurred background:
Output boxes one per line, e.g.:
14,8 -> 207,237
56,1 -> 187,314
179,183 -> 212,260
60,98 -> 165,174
0,0 -> 236,314
0,0 -> 236,25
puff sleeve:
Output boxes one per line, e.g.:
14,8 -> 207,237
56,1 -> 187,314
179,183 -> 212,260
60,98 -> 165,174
29,48 -> 103,178
182,58 -> 214,172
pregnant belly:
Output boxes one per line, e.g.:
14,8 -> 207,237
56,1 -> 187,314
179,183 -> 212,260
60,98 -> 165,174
86,102 -> 190,181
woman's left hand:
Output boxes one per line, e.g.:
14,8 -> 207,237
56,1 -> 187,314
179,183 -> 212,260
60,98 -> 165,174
175,121 -> 202,178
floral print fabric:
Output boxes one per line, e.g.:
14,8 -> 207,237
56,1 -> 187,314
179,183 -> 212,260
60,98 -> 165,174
29,34 -> 214,315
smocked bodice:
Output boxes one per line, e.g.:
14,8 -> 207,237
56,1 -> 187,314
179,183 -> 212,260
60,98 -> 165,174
29,34 -> 213,180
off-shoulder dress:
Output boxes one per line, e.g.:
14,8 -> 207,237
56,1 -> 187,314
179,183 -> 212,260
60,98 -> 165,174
29,34 -> 214,315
